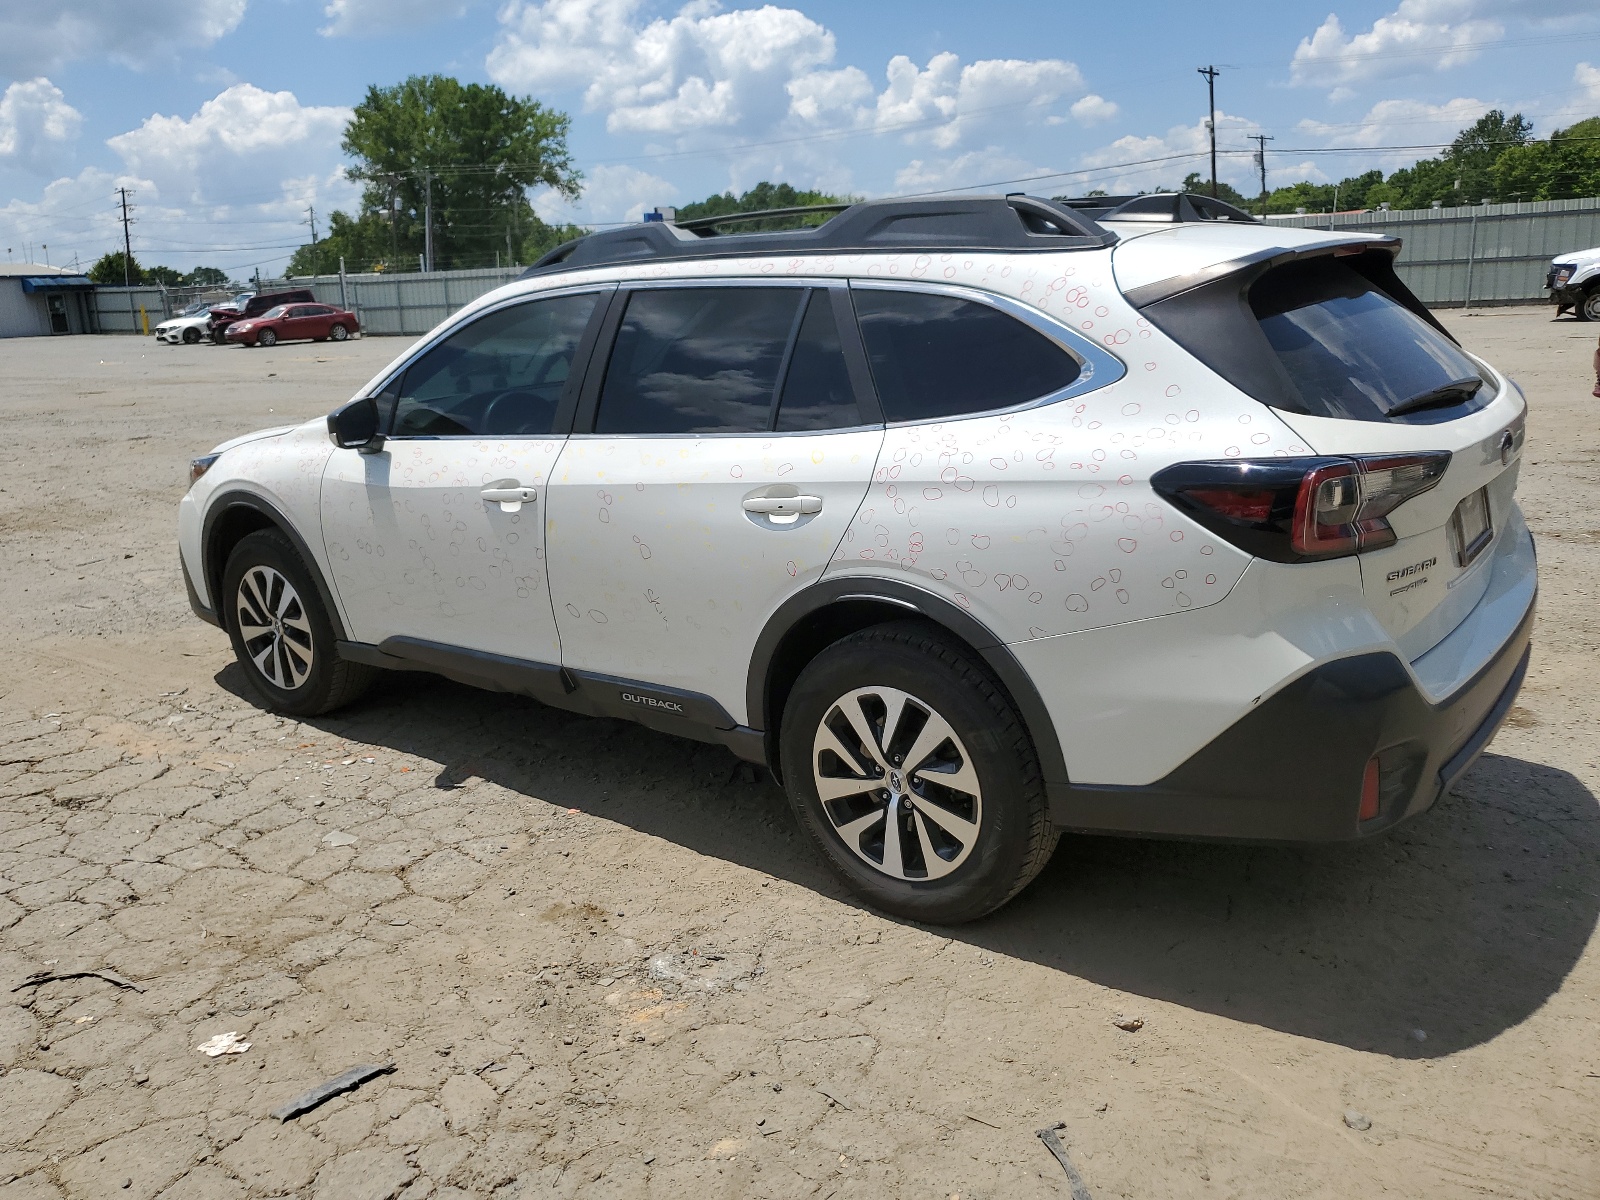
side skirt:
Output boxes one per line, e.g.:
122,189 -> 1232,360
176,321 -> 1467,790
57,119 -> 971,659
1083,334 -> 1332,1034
336,636 -> 766,764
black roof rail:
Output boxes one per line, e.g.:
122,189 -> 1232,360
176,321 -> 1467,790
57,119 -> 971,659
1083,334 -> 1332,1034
1055,192 -> 1259,224
523,193 -> 1116,277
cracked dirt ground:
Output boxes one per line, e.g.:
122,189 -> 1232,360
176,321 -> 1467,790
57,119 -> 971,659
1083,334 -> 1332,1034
1,316 -> 1597,1200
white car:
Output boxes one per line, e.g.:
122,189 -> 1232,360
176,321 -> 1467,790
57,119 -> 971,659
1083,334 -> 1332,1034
1546,248 -> 1600,319
178,192 -> 1535,923
155,302 -> 216,345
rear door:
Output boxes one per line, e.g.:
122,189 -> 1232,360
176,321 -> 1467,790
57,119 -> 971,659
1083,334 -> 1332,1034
543,281 -> 883,722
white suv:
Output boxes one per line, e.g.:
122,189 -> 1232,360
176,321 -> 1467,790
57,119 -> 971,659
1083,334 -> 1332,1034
179,193 -> 1535,923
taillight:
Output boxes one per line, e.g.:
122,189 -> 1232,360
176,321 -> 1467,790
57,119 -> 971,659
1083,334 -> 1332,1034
1152,453 -> 1450,563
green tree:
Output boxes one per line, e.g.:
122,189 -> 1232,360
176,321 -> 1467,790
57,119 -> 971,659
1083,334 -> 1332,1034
1492,116 -> 1600,201
677,181 -> 851,230
144,265 -> 183,287
88,251 -> 142,285
183,266 -> 229,287
325,74 -> 580,272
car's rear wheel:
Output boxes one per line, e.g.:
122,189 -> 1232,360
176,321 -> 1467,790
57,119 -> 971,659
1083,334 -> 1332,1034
222,530 -> 372,716
779,621 -> 1057,924
329,323 -> 349,342
258,328 -> 277,347
182,327 -> 200,344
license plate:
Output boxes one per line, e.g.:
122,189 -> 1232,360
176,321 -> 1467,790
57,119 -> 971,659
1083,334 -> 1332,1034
1449,488 -> 1493,568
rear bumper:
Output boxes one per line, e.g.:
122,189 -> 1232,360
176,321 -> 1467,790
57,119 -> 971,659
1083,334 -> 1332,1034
1048,581 -> 1535,843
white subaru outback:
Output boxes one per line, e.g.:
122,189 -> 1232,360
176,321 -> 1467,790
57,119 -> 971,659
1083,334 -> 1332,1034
179,192 -> 1535,923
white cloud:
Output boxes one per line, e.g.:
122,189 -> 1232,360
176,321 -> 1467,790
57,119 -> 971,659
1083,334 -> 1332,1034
106,84 -> 352,210
0,167 -> 134,270
0,1 -> 248,75
0,79 -> 83,174
1296,95 -> 1493,171
893,148 -> 1045,194
488,0 -> 1093,149
1070,94 -> 1119,126
1078,111 -> 1269,194
321,0 -> 470,37
534,162 -> 677,225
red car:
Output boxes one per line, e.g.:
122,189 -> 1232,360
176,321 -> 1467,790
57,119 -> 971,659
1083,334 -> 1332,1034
225,302 -> 360,347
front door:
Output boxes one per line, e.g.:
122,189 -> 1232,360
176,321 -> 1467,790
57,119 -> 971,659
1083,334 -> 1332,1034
545,282 -> 883,724
46,294 -> 68,334
320,287 -> 609,668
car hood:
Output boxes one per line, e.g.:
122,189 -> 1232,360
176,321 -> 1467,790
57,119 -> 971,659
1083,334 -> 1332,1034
206,424 -> 300,456
1553,246 -> 1600,266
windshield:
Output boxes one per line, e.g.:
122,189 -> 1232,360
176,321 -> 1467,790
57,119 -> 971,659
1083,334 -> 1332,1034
180,301 -> 210,316
1250,260 -> 1483,422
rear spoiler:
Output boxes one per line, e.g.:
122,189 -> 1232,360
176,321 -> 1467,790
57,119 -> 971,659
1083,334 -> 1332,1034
1122,236 -> 1453,342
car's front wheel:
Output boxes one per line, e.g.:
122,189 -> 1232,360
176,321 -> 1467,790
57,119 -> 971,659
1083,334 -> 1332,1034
182,327 -> 200,344
222,530 -> 372,716
1578,288 -> 1600,322
257,328 -> 277,347
779,621 -> 1057,924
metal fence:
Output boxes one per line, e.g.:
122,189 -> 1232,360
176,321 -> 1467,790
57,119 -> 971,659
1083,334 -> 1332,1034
255,266 -> 526,336
90,286 -> 176,333
1269,196 -> 1600,307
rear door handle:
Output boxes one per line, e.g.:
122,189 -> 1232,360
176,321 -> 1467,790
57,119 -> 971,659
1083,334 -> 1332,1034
742,495 -> 823,516
481,485 -> 536,512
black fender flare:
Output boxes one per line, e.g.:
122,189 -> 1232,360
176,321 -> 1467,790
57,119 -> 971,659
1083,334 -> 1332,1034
201,489 -> 349,642
746,577 -> 1069,788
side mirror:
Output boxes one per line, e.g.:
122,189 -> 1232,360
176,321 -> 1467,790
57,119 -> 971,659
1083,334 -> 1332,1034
328,398 -> 382,451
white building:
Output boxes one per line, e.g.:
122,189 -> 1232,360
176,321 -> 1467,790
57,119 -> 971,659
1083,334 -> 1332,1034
0,263 -> 97,337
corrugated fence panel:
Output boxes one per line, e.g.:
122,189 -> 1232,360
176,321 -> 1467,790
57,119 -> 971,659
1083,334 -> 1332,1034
255,267 -> 524,336
90,287 -> 174,333
1271,197 -> 1600,305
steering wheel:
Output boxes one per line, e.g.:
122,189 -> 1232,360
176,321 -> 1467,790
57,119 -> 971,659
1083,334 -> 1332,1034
480,387 -> 554,435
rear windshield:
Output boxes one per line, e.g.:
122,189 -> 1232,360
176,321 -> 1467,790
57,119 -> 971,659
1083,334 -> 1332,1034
1249,261 -> 1483,421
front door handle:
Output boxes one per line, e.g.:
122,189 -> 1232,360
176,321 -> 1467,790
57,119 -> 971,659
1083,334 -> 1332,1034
481,485 -> 536,512
742,494 -> 823,516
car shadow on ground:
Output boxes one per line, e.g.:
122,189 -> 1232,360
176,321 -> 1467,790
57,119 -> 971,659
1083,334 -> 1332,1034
223,665 -> 1600,1060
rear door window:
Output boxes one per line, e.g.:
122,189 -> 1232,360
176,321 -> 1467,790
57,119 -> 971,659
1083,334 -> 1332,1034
851,289 -> 1081,423
390,292 -> 600,437
776,292 -> 863,431
595,288 -> 802,434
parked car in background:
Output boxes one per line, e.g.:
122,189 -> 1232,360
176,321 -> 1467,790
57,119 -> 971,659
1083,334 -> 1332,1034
181,193 -> 1534,924
208,289 -> 314,343
225,302 -> 360,347
1546,248 -> 1600,319
154,301 -> 217,345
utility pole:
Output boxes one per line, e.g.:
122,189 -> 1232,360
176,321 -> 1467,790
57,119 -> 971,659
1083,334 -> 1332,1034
117,187 -> 135,285
423,171 -> 433,273
305,206 -> 318,276
1249,134 -> 1273,217
1197,66 -> 1220,198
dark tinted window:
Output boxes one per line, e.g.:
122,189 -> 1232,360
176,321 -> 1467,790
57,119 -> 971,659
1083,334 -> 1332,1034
391,293 -> 598,437
1251,260 -> 1484,421
776,293 -> 861,431
853,290 -> 1080,422
596,288 -> 801,434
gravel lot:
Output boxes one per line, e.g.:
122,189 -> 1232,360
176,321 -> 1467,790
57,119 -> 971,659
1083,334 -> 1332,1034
0,313 -> 1596,1200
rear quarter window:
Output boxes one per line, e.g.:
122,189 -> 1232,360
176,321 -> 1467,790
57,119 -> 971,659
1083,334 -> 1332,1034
851,289 -> 1081,423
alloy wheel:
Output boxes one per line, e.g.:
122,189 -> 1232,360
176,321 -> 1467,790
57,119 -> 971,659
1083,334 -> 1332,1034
811,685 -> 983,881
235,565 -> 314,690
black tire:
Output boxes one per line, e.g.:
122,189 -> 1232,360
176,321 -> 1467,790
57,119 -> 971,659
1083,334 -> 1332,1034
329,323 -> 349,342
1580,288 -> 1600,323
211,329 -> 227,344
258,328 -> 277,347
779,620 -> 1057,924
222,529 -> 373,717
182,327 -> 200,344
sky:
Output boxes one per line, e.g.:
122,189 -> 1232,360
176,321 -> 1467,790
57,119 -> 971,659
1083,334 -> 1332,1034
3,0 -> 1600,279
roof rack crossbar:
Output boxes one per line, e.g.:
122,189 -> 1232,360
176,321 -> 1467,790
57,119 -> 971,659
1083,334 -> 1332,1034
674,203 -> 853,233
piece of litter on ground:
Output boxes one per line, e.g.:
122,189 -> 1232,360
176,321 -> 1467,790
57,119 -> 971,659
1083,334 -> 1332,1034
197,1032 -> 251,1057
1036,1123 -> 1095,1200
389,919 -> 410,927
12,968 -> 145,994
1409,1028 -> 1428,1042
322,830 -> 357,847
341,757 -> 356,765
1343,1109 -> 1372,1131
361,756 -> 375,764
1112,1016 -> 1144,1032
964,1112 -> 1001,1130
272,1062 -> 396,1121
